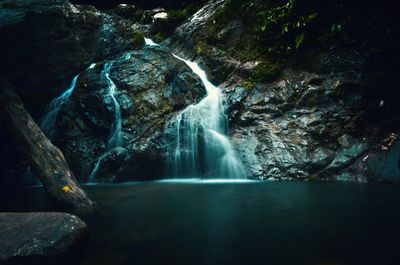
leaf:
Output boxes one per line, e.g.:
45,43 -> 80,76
308,12 -> 319,21
62,185 -> 72,193
282,24 -> 289,34
295,33 -> 305,49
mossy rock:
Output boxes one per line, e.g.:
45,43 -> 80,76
253,61 -> 283,82
132,32 -> 145,49
241,79 -> 256,91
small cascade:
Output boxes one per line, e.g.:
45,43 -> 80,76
103,62 -> 122,149
89,62 -> 122,182
40,63 -> 96,139
144,37 -> 160,47
171,54 -> 246,179
40,75 -> 79,139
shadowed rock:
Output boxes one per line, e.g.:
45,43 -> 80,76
0,212 -> 88,265
0,72 -> 95,210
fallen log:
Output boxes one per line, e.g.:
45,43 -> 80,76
0,72 -> 95,211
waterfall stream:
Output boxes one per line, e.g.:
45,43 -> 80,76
144,37 -> 245,178
89,62 -> 123,182
40,75 -> 79,139
170,54 -> 245,179
44,38 -> 245,182
40,63 -> 96,139
103,62 -> 122,149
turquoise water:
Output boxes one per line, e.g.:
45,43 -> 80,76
1,181 -> 400,265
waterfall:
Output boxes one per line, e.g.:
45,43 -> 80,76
40,75 -> 79,139
89,62 -> 122,182
40,63 -> 96,139
171,55 -> 246,179
143,37 -> 245,178
103,62 -> 122,149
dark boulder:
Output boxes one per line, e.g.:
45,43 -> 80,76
0,0 -> 151,185
0,212 -> 88,265
336,134 -> 400,183
0,0 -> 149,117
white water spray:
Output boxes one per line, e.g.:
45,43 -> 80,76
144,37 -> 160,47
171,54 -> 245,179
144,37 -> 245,178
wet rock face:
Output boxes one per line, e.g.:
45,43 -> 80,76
223,51 -> 372,180
336,135 -> 400,184
55,46 -> 206,182
0,212 -> 87,265
168,0 -> 225,59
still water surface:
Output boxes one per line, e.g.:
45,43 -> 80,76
1,180 -> 399,265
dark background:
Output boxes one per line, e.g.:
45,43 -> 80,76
69,0 -> 200,10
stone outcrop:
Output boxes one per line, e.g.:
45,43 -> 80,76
0,212 -> 87,265
55,45 -> 205,182
165,0 -> 399,183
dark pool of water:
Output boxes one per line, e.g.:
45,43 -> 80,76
1,180 -> 400,265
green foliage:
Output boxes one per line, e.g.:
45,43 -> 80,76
190,0 -> 395,82
241,79 -> 256,91
295,32 -> 305,49
151,2 -> 206,41
132,31 -> 145,49
166,9 -> 188,24
141,12 -> 152,24
195,45 -> 203,56
253,62 -> 284,82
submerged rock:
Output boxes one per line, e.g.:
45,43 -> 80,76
0,212 -> 87,265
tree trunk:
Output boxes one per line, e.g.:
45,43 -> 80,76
0,72 -> 95,211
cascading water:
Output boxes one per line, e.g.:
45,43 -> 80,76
89,62 -> 122,182
103,62 -> 122,149
144,37 -> 160,47
40,75 -> 79,139
40,63 -> 96,139
144,37 -> 245,178
170,54 -> 246,179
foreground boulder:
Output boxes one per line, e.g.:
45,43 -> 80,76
0,213 -> 88,265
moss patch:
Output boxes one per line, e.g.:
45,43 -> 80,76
132,31 -> 145,49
